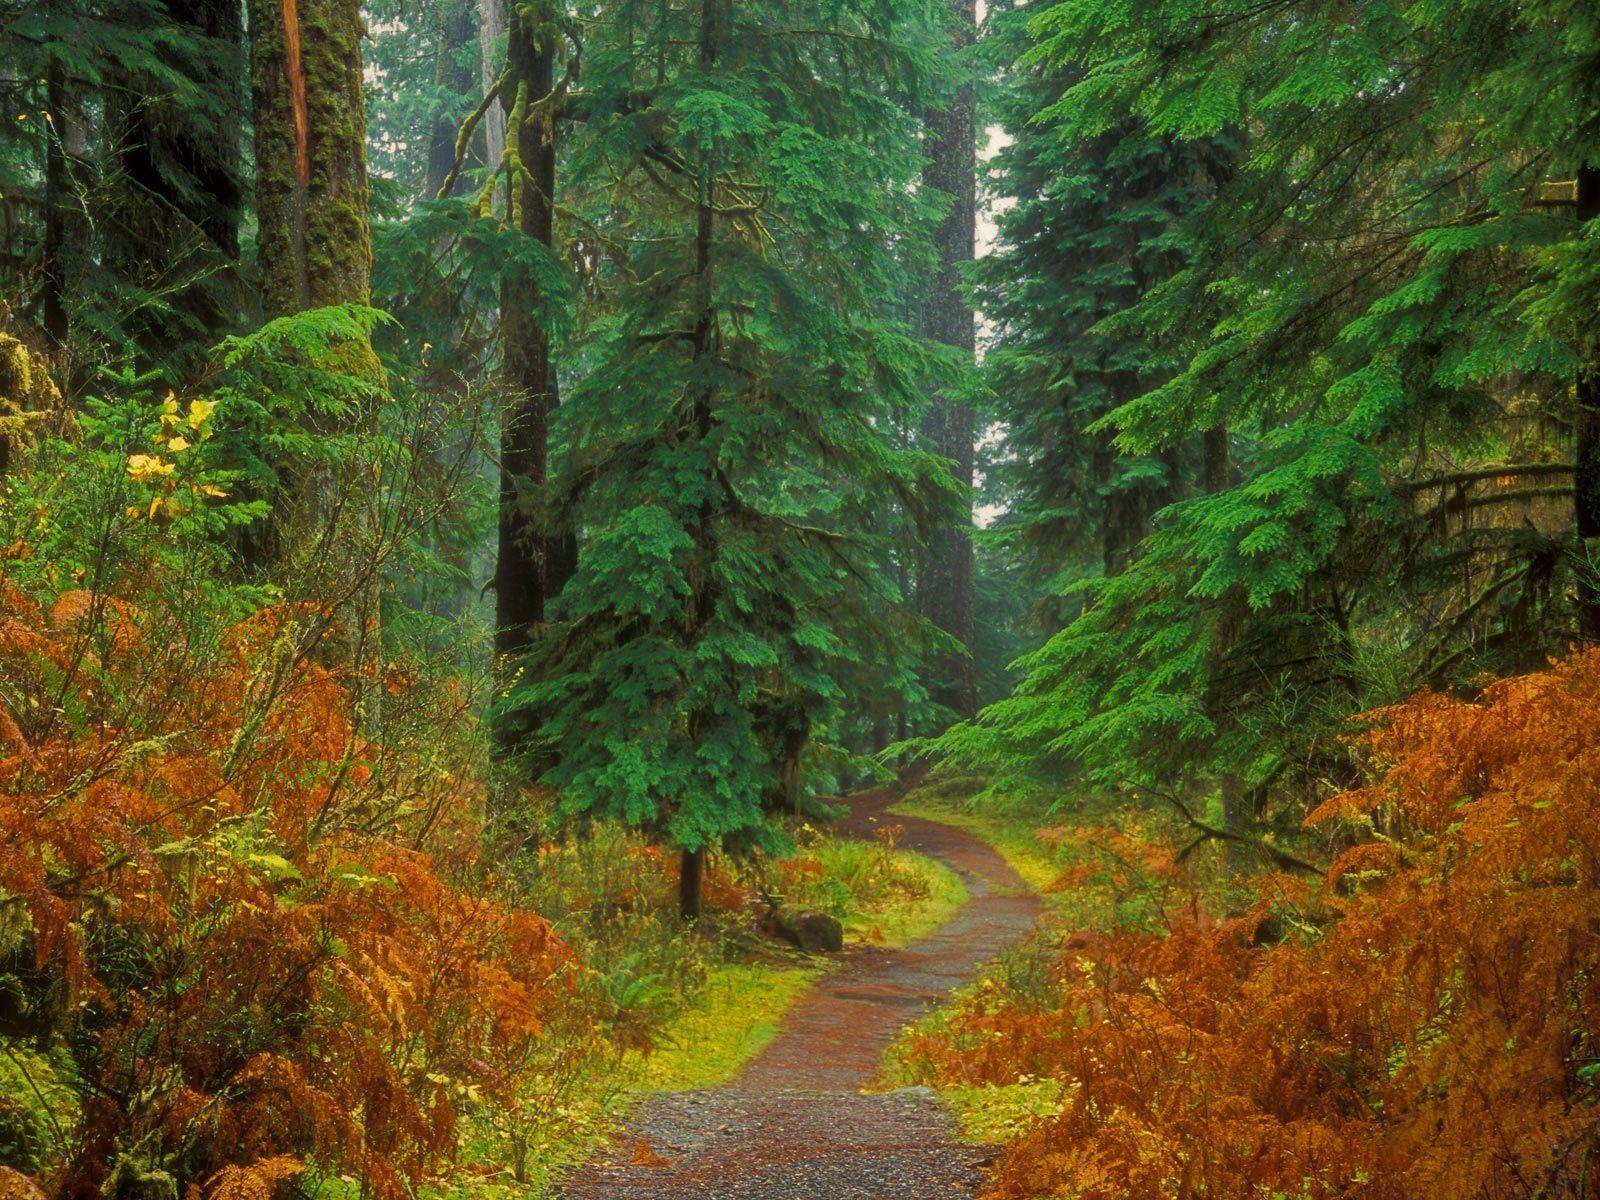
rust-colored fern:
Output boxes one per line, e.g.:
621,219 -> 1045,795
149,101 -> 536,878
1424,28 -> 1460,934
0,574 -> 574,1200
903,650 -> 1600,1200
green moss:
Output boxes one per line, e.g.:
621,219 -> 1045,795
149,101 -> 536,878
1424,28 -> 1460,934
937,1078 -> 1066,1144
0,1043 -> 77,1174
624,961 -> 825,1092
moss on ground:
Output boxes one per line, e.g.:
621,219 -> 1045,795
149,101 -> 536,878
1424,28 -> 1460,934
937,1078 -> 1066,1144
627,960 -> 826,1092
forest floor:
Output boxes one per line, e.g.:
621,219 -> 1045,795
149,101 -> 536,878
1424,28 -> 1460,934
556,784 -> 1043,1200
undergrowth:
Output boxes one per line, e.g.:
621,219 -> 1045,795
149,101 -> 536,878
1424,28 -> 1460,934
894,653 -> 1600,1199
776,826 -> 967,948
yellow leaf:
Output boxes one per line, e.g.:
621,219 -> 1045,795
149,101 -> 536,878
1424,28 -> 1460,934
126,454 -> 175,483
166,435 -> 191,453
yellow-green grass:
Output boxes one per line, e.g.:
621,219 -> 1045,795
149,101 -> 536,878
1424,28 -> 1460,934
626,959 -> 826,1091
790,840 -> 968,948
938,1078 -> 1066,1144
854,848 -> 966,947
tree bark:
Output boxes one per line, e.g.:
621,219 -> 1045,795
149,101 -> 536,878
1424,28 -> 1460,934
40,47 -> 87,363
1574,166 -> 1600,641
247,0 -> 380,675
678,847 -> 705,921
248,0 -> 373,316
477,0 -> 507,171
493,9 -> 563,661
672,0 -> 723,924
916,0 -> 978,720
426,0 -> 479,198
1202,424 -> 1251,874
1203,425 -> 1230,495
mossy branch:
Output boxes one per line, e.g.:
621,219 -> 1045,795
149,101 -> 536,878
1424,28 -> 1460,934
434,68 -> 513,203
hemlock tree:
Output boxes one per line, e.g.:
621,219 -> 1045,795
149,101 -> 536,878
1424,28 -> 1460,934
101,0 -> 247,382
490,4 -> 575,660
248,0 -> 373,318
0,0 -> 240,375
977,0 -> 1222,596
915,0 -> 979,721
939,0 -> 1600,839
500,0 -> 952,918
428,1 -> 578,666
246,0 -> 386,664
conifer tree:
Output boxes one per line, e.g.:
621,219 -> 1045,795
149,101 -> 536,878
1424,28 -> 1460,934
501,0 -> 950,917
940,0 -> 1600,817
248,0 -> 373,318
491,3 -> 573,660
915,0 -> 979,720
102,0 -> 247,381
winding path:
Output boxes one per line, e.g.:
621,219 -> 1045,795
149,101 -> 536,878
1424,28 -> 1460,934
558,784 -> 1043,1200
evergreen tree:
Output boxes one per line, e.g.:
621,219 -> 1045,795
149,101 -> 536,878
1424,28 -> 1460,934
247,0 -> 373,319
915,0 -> 979,721
978,2 -> 1224,595
102,0 -> 247,381
940,0 -> 1600,829
501,0 -> 951,916
0,0 -> 238,376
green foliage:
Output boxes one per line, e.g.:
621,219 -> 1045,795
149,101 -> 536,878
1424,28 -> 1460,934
940,0 -> 1596,808
499,0 -> 959,861
0,0 -> 247,377
777,832 -> 967,948
0,1044 -> 77,1174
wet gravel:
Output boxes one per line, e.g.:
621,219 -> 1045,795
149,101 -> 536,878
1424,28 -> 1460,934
557,784 -> 1041,1200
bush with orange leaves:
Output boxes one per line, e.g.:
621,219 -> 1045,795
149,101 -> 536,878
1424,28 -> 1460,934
0,578 -> 575,1200
900,650 -> 1600,1200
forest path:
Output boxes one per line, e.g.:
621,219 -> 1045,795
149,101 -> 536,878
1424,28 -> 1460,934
557,784 -> 1043,1200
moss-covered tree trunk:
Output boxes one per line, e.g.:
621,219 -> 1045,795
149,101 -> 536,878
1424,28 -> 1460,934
916,0 -> 978,721
477,0 -> 507,169
493,7 -> 565,663
247,0 -> 380,675
248,0 -> 372,316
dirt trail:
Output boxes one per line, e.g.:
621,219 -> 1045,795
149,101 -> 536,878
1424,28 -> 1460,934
557,785 -> 1043,1200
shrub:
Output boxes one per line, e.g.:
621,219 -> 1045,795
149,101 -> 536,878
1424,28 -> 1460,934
901,650 -> 1600,1200
0,574 -> 575,1200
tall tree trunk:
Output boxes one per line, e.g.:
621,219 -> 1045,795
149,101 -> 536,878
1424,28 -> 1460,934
1575,166 -> 1600,641
916,0 -> 978,720
426,0 -> 479,198
1202,424 -> 1252,874
249,0 -> 373,316
477,0 -> 507,171
493,9 -> 562,662
675,0 -> 722,924
678,847 -> 705,922
1203,424 -> 1230,495
105,0 -> 246,380
247,0 -> 380,675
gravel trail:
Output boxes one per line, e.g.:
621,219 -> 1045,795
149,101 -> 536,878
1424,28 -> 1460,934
557,784 -> 1042,1200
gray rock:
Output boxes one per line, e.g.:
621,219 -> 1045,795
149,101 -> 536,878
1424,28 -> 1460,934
774,907 -> 845,953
